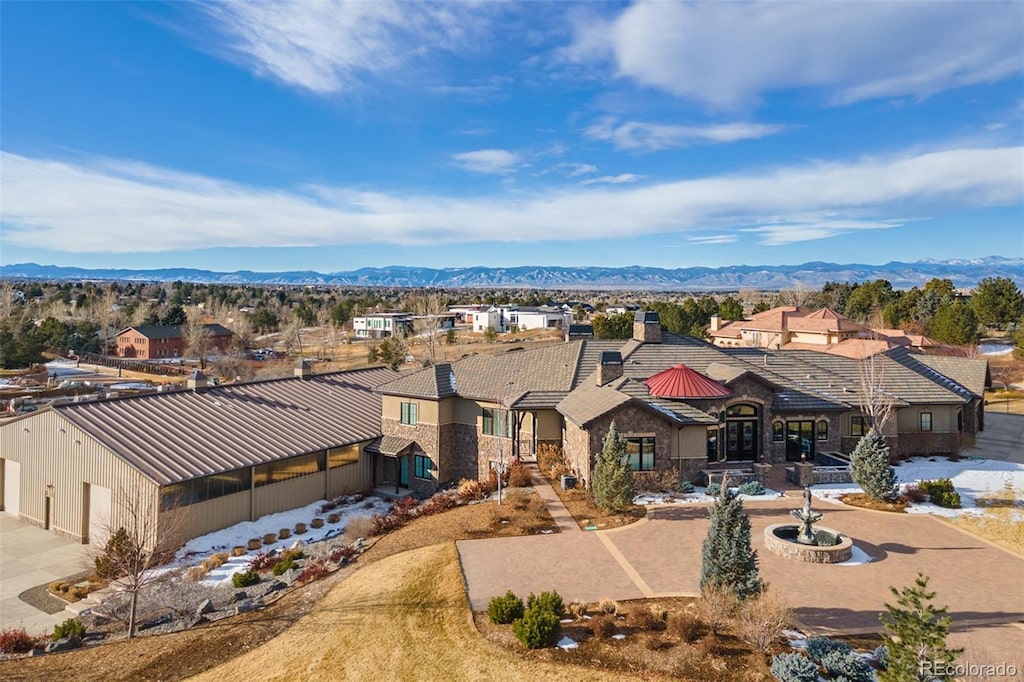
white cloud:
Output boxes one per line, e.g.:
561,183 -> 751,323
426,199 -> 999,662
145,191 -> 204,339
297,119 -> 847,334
565,2 -> 1023,108
565,163 -> 598,177
451,149 -> 522,175
740,218 -> 905,246
686,235 -> 738,246
2,146 -> 1020,253
585,117 -> 785,151
579,173 -> 641,186
198,1 -> 493,94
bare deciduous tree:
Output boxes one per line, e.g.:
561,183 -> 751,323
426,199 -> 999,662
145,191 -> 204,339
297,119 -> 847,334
91,484 -> 187,638
93,288 -> 122,356
410,293 -> 446,365
856,344 -> 895,432
182,308 -> 213,369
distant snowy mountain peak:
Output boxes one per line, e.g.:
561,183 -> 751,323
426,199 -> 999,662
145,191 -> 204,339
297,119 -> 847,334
1,257 -> 1021,290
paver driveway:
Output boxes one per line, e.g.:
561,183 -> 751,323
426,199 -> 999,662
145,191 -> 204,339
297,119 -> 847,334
458,493 -> 1024,662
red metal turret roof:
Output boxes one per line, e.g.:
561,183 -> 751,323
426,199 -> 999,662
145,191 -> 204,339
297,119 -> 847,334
644,363 -> 733,399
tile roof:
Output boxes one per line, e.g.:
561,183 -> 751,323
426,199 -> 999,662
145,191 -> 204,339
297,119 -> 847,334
375,363 -> 459,399
510,391 -> 570,410
912,354 -> 989,397
368,436 -> 416,456
54,367 -> 398,486
557,383 -> 632,427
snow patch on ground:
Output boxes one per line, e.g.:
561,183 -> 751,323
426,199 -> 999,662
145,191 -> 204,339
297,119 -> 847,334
172,496 -> 391,585
557,636 -> 579,650
783,629 -> 807,649
811,457 -> 1022,520
611,633 -> 626,640
634,487 -> 783,506
837,545 -> 874,566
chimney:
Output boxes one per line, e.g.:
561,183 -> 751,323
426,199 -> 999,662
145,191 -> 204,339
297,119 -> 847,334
295,359 -> 313,379
597,351 -> 623,386
187,369 -> 208,391
633,311 -> 662,344
709,315 -> 721,332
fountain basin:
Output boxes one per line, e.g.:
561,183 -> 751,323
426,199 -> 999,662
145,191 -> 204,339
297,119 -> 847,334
764,523 -> 853,563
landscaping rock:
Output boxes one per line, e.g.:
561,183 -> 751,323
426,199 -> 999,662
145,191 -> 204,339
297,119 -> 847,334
289,539 -> 304,550
235,598 -> 264,614
267,580 -> 288,594
233,590 -> 248,603
139,613 -> 174,631
282,568 -> 297,585
45,635 -> 82,653
196,598 -> 215,616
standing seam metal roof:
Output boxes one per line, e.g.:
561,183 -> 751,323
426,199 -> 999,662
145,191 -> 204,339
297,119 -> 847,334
55,367 -> 398,486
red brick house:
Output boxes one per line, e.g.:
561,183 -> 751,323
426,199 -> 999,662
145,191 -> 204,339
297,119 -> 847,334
115,324 -> 234,359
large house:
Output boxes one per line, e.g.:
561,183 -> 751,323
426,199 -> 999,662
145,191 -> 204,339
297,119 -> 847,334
115,324 -> 234,359
375,311 -> 988,495
709,306 -> 940,358
0,365 -> 397,547
2,311 -> 988,545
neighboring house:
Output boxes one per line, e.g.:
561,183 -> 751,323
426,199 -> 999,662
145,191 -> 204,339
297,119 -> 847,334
115,324 -> 234,359
0,365 -> 398,546
466,304 -> 573,334
709,306 -> 941,358
375,311 -> 989,495
353,312 -> 414,339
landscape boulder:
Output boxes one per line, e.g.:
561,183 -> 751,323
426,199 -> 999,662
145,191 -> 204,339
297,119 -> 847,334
196,598 -> 215,616
45,635 -> 82,653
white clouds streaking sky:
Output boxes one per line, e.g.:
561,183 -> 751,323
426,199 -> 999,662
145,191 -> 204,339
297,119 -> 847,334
1,1 -> 1022,270
3,146 -> 1020,254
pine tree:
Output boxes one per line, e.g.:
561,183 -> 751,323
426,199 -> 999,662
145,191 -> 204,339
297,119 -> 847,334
591,421 -> 634,513
700,482 -> 762,600
879,573 -> 962,682
850,429 -> 899,502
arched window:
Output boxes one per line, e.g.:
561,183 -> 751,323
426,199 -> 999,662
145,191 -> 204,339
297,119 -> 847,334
816,420 -> 828,441
726,404 -> 757,418
772,421 -> 784,441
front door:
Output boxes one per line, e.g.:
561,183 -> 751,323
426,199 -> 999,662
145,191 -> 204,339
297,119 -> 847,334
399,456 -> 409,487
786,421 -> 815,461
725,420 -> 758,460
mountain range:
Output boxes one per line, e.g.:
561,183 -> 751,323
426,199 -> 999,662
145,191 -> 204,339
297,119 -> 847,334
2,258 -> 1021,291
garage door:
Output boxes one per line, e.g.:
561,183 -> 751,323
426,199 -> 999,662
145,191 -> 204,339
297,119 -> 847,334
2,460 -> 20,517
88,484 -> 112,546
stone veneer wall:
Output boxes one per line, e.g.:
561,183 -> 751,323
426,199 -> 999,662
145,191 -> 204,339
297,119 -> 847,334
380,417 -> 439,496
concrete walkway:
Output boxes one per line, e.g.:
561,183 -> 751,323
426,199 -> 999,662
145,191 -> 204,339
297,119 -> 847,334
964,412 -> 1024,463
526,465 -> 580,534
0,514 -> 89,632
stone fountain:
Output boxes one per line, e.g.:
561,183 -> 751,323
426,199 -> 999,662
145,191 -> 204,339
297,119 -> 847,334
764,486 -> 853,563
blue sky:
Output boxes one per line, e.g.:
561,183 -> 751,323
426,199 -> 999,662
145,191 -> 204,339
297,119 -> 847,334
1,1 -> 1022,273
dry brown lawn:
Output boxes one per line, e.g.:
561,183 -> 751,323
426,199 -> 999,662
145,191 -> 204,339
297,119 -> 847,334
189,543 -> 631,682
838,493 -> 909,513
949,483 -> 1024,554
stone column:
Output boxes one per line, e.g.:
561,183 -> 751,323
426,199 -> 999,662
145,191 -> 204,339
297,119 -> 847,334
753,463 -> 772,487
795,462 -> 815,487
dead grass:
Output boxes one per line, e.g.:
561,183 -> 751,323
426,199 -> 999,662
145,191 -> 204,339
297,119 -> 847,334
475,596 -> 774,681
949,484 -> 1024,554
363,493 -> 555,564
838,493 -> 909,513
190,543 -> 628,682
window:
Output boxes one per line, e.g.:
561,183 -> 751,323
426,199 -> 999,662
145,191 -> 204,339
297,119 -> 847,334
851,416 -> 868,437
414,455 -> 432,479
160,468 -> 250,511
816,420 -> 828,441
920,412 -> 932,432
707,427 -> 720,461
625,436 -> 656,471
727,404 -> 757,417
957,411 -> 963,433
328,444 -> 360,468
400,402 -> 418,425
482,407 -> 512,437
772,421 -> 784,442
254,451 -> 325,488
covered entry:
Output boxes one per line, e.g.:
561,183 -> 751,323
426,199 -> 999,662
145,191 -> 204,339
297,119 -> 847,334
368,436 -> 416,494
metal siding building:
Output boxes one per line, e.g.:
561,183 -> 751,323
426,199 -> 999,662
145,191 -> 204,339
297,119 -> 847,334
0,367 -> 397,546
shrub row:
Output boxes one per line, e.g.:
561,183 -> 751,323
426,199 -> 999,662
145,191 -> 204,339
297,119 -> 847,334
488,590 -> 564,649
0,628 -> 42,654
369,491 -> 464,537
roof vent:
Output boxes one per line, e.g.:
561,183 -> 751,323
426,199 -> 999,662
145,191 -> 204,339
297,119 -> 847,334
295,359 -> 313,379
187,369 -> 208,391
